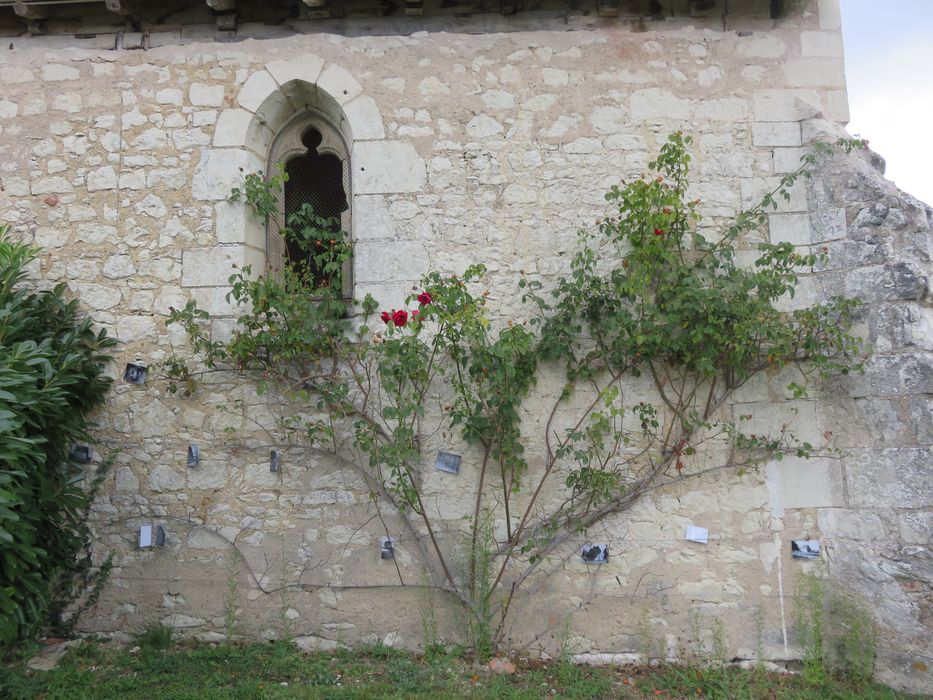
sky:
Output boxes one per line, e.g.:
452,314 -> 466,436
841,0 -> 933,205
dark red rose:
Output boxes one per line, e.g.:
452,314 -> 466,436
417,292 -> 432,306
381,311 -> 392,324
392,309 -> 408,327
653,228 -> 664,236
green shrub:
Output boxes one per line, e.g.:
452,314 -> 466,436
0,228 -> 116,642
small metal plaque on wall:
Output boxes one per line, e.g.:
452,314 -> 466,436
435,451 -> 461,474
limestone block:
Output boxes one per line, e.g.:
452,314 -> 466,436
694,97 -> 748,121
782,60 -> 846,89
213,108 -> 252,147
187,530 -> 225,549
817,0 -> 842,29
353,141 -> 426,194
251,96 -> 290,150
146,464 -> 185,491
114,467 -> 139,492
172,128 -> 211,149
31,177 -> 73,195
737,400 -> 822,445
0,99 -> 18,119
824,90 -> 849,123
146,168 -> 187,190
134,194 -> 168,219
193,110 -> 217,126
801,31 -> 844,58
0,66 -> 33,83
76,224 -> 117,245
482,89 -> 515,111
191,149 -> 261,201
735,34 -> 786,59
187,461 -> 227,490
156,88 -> 183,105
34,226 -> 70,248
772,147 -> 807,174
317,64 -> 363,105
131,127 -> 168,150
503,184 -> 537,204
522,94 -> 557,112
181,246 -> 264,288
816,508 -> 885,540
590,106 -> 626,134
845,261 -> 929,303
846,448 -> 933,509
354,240 -> 429,283
352,195 -> 394,240
848,353 -> 933,398
630,88 -> 691,120
264,56 -> 325,88
294,635 -> 342,652
466,114 -> 503,139
753,90 -> 822,122
161,614 -> 205,628
237,70 -> 278,113
140,257 -> 181,282
103,255 -> 137,279
765,456 -> 844,511
42,64 -> 80,81
215,200 -> 250,244
542,68 -> 569,87
87,166 -> 118,192
190,286 -> 241,316
1,176 -> 29,196
115,316 -> 157,343
343,96 -> 385,141
418,76 -> 449,97
743,175 -> 810,212
768,213 -> 811,246
190,83 -> 226,107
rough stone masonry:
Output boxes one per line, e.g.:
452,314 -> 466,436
0,0 -> 930,693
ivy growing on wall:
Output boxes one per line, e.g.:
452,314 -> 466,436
168,134 -> 866,656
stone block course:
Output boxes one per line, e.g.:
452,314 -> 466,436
1,8 -> 930,692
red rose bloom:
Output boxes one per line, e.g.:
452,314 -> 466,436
380,311 -> 392,324
653,228 -> 664,236
392,309 -> 409,327
417,292 -> 432,306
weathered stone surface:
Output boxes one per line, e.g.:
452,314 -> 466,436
190,83 -> 225,107
146,465 -> 185,492
3,12 -> 930,693
191,149 -> 261,201
846,449 -> 933,509
353,141 -> 426,194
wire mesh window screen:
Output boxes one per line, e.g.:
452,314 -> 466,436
267,112 -> 352,298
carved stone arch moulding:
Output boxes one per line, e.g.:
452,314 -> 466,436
187,56 -> 427,317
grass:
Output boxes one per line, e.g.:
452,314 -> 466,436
0,640 -> 927,700
133,622 -> 175,651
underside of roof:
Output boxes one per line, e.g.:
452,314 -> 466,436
0,0 -> 787,37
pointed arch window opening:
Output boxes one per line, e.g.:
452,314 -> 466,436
267,110 -> 352,299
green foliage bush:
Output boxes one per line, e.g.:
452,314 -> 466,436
0,228 -> 115,642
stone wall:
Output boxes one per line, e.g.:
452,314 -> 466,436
0,0 -> 930,693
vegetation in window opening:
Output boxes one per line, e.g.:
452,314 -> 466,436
168,133 -> 867,660
227,163 -> 351,293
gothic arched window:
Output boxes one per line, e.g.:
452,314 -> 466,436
267,111 -> 351,298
